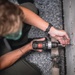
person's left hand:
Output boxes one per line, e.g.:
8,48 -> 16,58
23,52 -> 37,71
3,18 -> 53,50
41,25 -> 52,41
49,27 -> 70,46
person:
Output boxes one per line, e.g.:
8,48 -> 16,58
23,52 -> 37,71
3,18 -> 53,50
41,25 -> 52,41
0,0 -> 70,75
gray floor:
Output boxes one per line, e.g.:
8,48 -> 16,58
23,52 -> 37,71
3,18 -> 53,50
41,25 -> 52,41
27,0 -> 63,75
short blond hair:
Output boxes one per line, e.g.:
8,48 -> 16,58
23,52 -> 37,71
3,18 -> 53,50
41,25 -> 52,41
0,0 -> 24,36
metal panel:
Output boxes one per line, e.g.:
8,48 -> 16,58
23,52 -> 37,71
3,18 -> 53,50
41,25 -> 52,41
63,0 -> 75,75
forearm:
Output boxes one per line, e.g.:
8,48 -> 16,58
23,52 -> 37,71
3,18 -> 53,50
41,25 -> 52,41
19,5 -> 50,31
0,43 -> 32,70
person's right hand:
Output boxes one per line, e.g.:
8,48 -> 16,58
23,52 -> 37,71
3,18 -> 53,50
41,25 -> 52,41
30,38 -> 45,52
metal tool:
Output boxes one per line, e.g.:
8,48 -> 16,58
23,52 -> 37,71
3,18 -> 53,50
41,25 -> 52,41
32,34 -> 63,50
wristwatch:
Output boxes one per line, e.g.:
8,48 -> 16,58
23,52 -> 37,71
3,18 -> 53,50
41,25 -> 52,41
45,23 -> 53,34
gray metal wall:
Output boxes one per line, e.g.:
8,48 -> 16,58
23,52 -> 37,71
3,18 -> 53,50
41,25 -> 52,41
63,0 -> 75,75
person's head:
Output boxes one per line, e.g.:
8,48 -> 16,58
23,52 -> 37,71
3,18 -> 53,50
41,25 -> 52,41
0,0 -> 24,39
